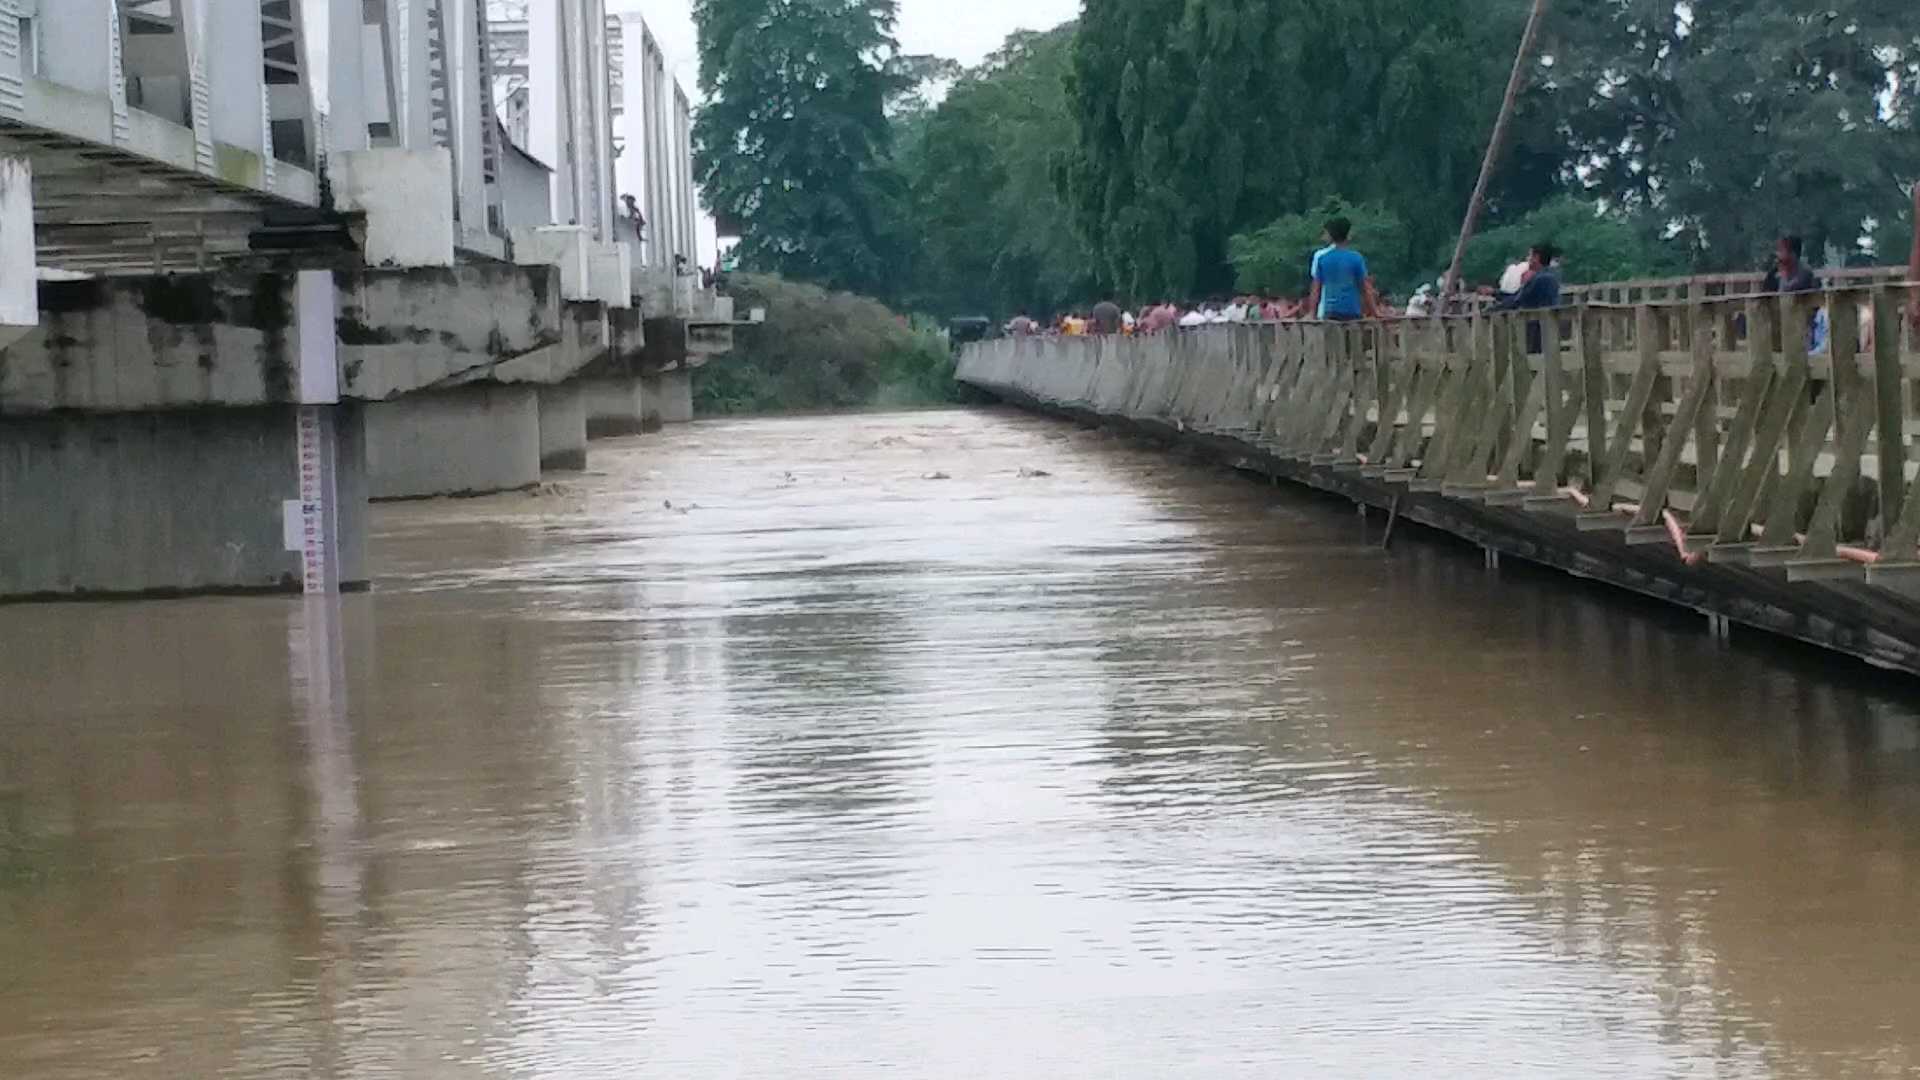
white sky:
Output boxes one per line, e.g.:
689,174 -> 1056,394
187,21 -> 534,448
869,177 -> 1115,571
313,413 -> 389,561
608,0 -> 1083,94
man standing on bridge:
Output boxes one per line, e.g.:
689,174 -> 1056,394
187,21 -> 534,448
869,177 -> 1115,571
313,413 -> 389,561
1763,235 -> 1818,294
1308,217 -> 1378,322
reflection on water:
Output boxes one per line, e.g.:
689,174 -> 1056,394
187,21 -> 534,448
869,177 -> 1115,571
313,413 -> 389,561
3,408 -> 1920,1078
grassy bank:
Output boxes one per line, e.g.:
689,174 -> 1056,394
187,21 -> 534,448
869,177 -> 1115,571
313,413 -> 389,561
693,274 -> 973,417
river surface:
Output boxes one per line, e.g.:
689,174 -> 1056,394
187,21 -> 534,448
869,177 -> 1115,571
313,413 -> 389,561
4,408 -> 1920,1078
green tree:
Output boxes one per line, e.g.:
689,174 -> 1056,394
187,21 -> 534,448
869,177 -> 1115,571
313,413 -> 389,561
897,26 -> 1098,318
1448,198 -> 1687,287
691,0 -> 911,298
1229,198 -> 1409,296
1545,0 -> 1920,270
692,274 -> 965,415
1064,0 -> 1544,301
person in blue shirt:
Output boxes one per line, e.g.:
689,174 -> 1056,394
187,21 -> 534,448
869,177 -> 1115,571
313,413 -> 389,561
1308,217 -> 1378,321
1495,243 -> 1562,311
1496,242 -> 1563,354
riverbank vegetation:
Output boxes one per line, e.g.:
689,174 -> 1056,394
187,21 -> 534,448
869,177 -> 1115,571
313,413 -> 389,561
689,0 -> 1917,379
692,275 -> 966,417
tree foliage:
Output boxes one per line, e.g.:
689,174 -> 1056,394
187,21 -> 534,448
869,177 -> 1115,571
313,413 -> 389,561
1064,0 -> 1545,301
1229,198 -> 1409,297
691,0 -> 911,298
687,0 -> 1920,332
1544,0 -> 1920,270
692,274 -> 964,415
895,26 -> 1098,317
1451,198 -> 1688,287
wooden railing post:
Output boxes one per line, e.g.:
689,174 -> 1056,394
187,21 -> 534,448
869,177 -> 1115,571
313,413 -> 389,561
1693,298 -> 1777,535
1631,303 -> 1715,530
1367,322 -> 1407,464
1873,285 -> 1908,533
1534,313 -> 1583,489
1717,294 -> 1812,545
1592,305 -> 1663,507
1802,298 -> 1879,561
1579,306 -> 1609,489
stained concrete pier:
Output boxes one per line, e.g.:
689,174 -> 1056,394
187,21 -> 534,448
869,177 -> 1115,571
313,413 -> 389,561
0,405 -> 370,597
538,384 -> 589,471
0,264 -> 732,599
366,384 -> 541,500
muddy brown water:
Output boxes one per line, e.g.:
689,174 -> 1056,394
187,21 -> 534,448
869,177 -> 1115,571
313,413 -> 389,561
4,408 -> 1920,1078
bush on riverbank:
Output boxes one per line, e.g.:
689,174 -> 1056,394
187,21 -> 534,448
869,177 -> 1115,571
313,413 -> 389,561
694,274 -> 970,416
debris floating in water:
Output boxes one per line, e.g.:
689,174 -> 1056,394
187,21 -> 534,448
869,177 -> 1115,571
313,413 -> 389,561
922,471 -> 952,481
1017,467 -> 1052,479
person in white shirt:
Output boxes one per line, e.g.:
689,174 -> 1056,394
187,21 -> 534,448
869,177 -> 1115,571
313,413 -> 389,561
1177,308 -> 1208,328
1499,259 -> 1531,297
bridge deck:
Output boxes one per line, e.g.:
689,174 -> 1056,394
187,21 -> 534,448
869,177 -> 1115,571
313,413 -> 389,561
2,73 -> 320,275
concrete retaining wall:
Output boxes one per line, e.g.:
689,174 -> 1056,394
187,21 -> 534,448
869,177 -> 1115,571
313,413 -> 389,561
364,385 -> 540,499
959,328 -> 1920,676
0,405 -> 368,598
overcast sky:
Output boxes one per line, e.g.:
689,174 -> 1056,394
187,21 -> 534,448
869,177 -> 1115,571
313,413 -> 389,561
608,0 -> 1083,91
602,0 -> 1081,259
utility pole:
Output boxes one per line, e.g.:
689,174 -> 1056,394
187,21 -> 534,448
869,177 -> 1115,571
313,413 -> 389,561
1904,183 -> 1920,286
1441,0 -> 1551,301
1909,183 -> 1919,332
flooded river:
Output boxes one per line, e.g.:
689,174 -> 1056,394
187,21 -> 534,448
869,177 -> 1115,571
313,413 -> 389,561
4,408 -> 1920,1078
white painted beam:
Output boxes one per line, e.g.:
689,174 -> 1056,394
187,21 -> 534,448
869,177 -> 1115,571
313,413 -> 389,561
0,156 -> 39,350
329,0 -> 370,155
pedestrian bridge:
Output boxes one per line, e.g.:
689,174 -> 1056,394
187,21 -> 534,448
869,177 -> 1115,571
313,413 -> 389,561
962,280 -> 1920,674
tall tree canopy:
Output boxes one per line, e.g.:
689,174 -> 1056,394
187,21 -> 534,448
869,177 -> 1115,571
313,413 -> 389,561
691,0 -> 910,298
1064,0 -> 1548,301
1544,1 -> 1920,271
896,26 -> 1098,317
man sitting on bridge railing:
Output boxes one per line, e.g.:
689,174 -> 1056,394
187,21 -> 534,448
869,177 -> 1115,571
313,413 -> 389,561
1494,243 -> 1562,312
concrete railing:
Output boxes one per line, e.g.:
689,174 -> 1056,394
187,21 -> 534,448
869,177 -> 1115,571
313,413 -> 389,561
961,284 -> 1920,585
1561,266 -> 1911,308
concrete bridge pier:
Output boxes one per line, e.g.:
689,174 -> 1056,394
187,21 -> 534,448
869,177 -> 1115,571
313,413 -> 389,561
577,307 -> 655,437
641,368 -> 694,426
583,377 -> 650,437
1,406 -> 371,598
365,385 -> 542,500
342,265 -> 584,499
0,273 -> 371,598
538,384 -> 588,471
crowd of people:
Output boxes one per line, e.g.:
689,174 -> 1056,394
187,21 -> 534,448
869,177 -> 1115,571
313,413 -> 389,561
1000,215 -> 1898,358
1005,216 -> 1567,339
